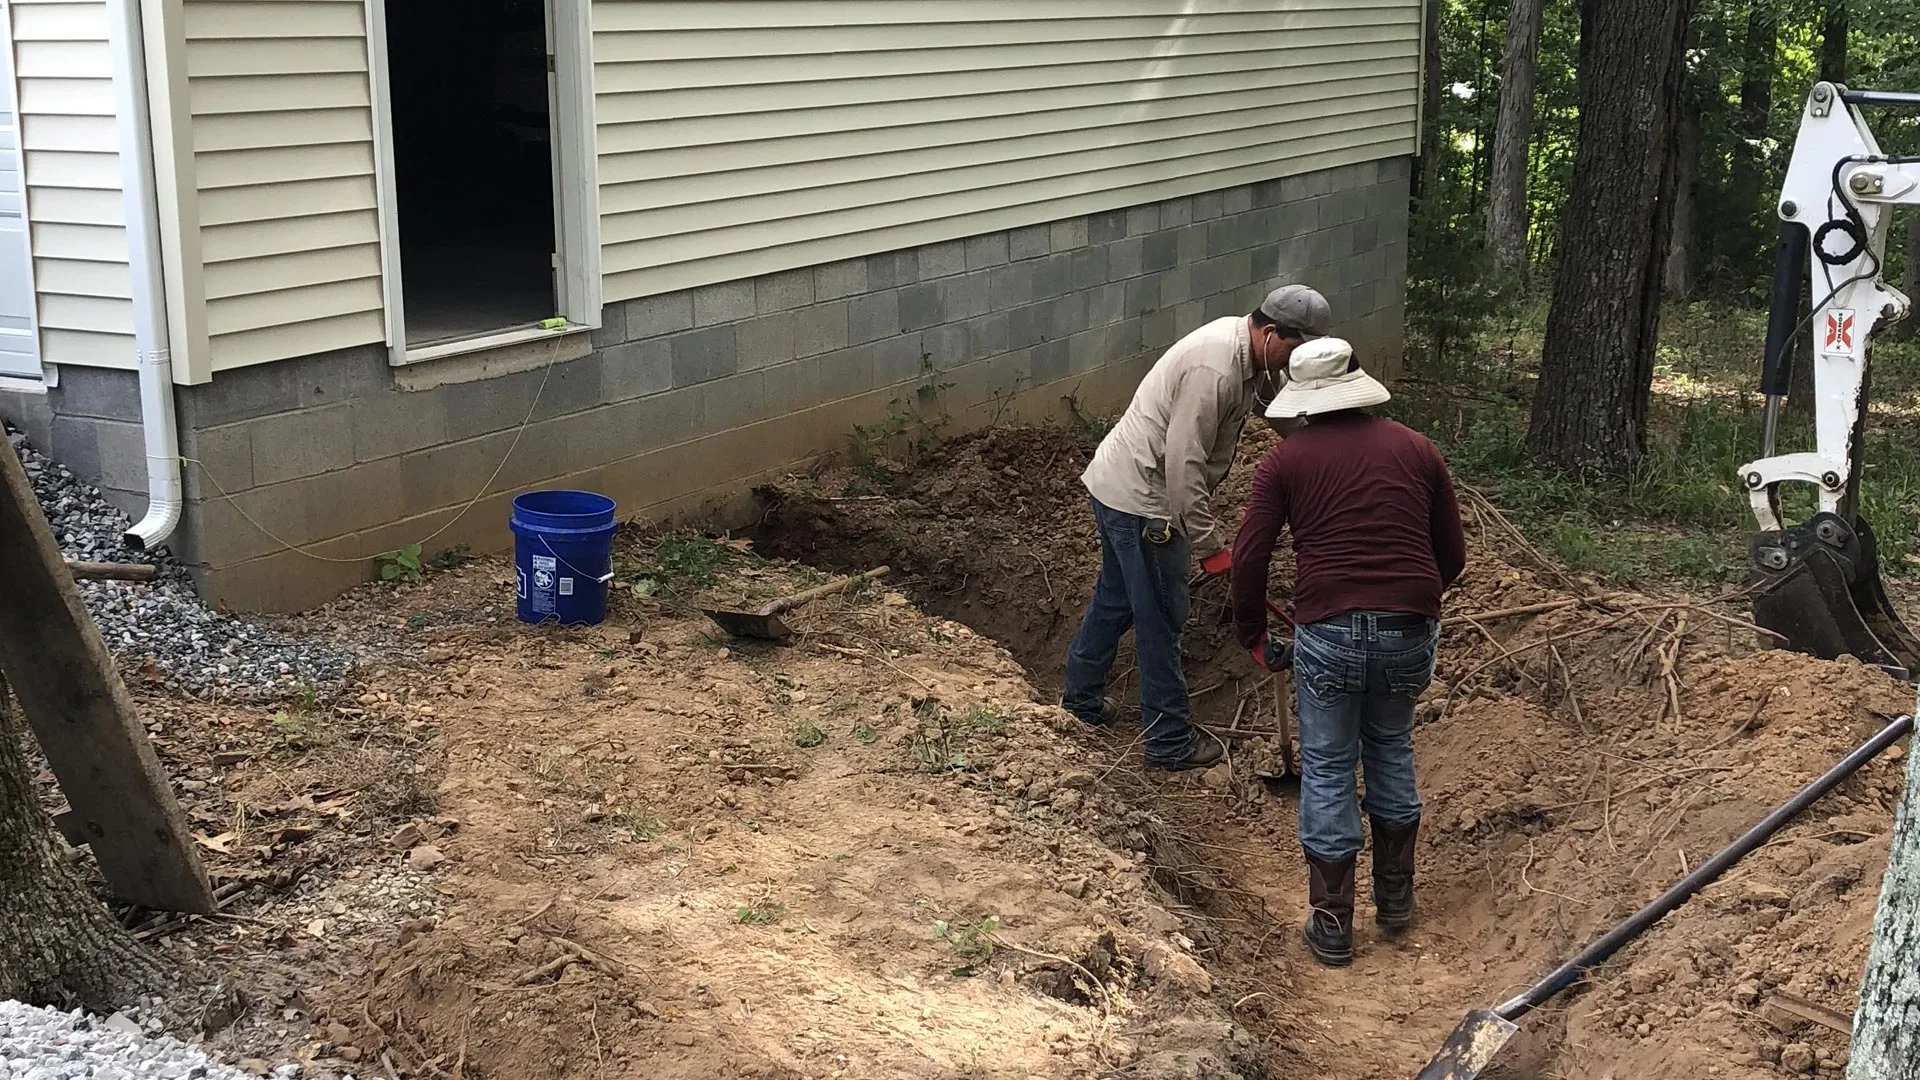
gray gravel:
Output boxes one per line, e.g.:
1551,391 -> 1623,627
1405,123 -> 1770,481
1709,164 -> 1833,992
0,1000 -> 331,1080
7,426 -> 357,700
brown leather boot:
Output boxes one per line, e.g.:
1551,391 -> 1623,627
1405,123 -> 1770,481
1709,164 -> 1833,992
1370,815 -> 1419,934
1303,851 -> 1356,967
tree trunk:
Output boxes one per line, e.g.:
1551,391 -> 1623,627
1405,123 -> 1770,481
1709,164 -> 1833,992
1896,214 -> 1920,342
1486,0 -> 1545,278
1666,80 -> 1702,300
1819,0 -> 1847,84
1417,0 -> 1444,201
1847,742 -> 1920,1079
1526,0 -> 1695,473
0,678 -> 165,1011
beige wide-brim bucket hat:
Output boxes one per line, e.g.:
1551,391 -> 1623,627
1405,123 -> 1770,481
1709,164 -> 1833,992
1265,337 -> 1390,419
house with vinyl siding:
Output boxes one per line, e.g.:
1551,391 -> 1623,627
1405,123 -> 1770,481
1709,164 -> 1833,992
0,0 -> 1422,612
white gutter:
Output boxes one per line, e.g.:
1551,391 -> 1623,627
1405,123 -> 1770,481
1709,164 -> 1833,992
107,0 -> 180,551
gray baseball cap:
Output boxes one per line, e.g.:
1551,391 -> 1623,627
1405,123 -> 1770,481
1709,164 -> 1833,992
1259,284 -> 1333,338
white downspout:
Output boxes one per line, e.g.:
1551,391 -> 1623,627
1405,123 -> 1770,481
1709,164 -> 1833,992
107,0 -> 179,551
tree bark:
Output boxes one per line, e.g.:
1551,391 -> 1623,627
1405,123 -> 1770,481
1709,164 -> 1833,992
1666,79 -> 1702,300
1819,0 -> 1847,84
1526,0 -> 1695,473
1486,0 -> 1545,277
1417,0 -> 1444,201
1847,741 -> 1920,1079
0,678 -> 165,1011
1896,214 -> 1920,342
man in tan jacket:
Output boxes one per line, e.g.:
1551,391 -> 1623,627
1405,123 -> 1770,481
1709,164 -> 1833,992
1062,284 -> 1333,769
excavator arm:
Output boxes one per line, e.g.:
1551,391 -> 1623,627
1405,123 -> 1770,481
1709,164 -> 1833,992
1738,82 -> 1920,680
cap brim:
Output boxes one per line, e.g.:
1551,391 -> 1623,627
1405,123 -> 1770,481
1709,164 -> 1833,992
1264,373 -> 1390,418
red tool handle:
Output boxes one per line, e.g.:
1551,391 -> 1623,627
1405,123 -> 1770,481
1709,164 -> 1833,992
1264,598 -> 1295,629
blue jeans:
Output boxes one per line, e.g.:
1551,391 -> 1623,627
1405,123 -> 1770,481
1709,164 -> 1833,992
1293,612 -> 1439,861
1062,497 -> 1197,763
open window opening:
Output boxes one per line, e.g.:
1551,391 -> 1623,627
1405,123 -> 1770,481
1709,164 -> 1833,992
383,0 -> 558,348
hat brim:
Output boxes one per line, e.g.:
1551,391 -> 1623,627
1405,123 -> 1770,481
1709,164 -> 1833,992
1264,371 -> 1391,418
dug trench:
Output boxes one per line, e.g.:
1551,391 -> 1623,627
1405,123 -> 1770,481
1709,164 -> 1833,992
749,423 -> 1916,1079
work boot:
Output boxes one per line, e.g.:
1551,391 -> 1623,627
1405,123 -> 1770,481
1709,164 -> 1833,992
1303,851 -> 1356,967
1147,729 -> 1225,772
1370,816 -> 1419,934
1063,695 -> 1121,728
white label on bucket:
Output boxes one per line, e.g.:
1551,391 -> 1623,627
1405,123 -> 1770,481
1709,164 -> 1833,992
559,577 -> 574,596
517,568 -> 526,600
532,555 -> 556,572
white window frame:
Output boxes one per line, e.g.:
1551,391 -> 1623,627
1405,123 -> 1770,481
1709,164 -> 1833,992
364,0 -> 601,367
0,1 -> 43,384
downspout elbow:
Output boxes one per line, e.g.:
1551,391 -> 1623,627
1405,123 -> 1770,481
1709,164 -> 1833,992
123,345 -> 181,552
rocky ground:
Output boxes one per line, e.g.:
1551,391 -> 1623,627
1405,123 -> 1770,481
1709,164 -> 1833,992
10,420 -> 1915,1080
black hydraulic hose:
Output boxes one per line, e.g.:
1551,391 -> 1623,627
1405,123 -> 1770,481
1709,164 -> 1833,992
1494,712 -> 1915,1021
1761,222 -> 1810,399
1841,89 -> 1920,108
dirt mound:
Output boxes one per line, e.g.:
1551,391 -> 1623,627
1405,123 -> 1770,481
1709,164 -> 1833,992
753,424 -> 1914,1079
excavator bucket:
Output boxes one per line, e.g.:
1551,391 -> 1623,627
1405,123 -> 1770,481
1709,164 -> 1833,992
1749,512 -> 1920,681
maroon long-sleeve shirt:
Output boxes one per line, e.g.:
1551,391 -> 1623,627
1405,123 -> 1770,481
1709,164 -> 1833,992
1230,414 -> 1466,648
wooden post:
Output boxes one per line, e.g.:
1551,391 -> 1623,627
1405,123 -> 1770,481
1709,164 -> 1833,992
0,438 -> 212,914
1848,731 -> 1920,1079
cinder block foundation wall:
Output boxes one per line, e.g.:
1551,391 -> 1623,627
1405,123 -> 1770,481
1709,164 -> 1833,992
3,158 -> 1412,612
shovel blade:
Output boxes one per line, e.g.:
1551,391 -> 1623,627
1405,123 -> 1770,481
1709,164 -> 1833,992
703,609 -> 792,642
1412,1010 -> 1520,1080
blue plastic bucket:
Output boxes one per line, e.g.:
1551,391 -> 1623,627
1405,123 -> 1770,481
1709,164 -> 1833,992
509,490 -> 618,626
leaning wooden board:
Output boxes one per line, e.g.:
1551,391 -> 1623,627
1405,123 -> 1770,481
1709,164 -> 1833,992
0,438 -> 212,914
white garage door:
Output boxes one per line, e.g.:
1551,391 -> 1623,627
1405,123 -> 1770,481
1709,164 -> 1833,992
0,14 -> 38,381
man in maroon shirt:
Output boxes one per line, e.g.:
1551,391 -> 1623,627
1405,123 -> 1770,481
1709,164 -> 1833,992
1228,337 -> 1466,967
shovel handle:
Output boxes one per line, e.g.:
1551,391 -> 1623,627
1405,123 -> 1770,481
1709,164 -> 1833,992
1496,711 -> 1915,1021
767,566 -> 890,614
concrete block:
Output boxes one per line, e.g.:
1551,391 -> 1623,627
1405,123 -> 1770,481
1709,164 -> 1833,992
1112,316 -> 1146,358
1190,257 -> 1222,300
867,250 -> 920,290
1220,251 -> 1254,294
943,271 -> 992,322
399,422 -> 564,513
918,239 -> 967,280
1009,224 -> 1051,261
1049,291 -> 1090,341
1107,237 -> 1145,281
1160,265 -> 1195,306
965,232 -> 1009,270
1224,186 -> 1254,215
1067,326 -> 1113,374
176,361 -> 303,429
248,403 -> 354,486
439,353 -> 599,442
1124,275 -> 1161,317
624,291 -> 694,339
182,420 -> 254,495
1380,156 -> 1413,183
1244,206 -> 1280,242
1032,254 -> 1073,300
1248,242 -> 1281,281
965,313 -> 1010,363
0,389 -> 51,454
1030,338 -> 1070,384
1143,232 -> 1177,274
1207,218 -> 1244,257
1126,205 -> 1160,237
1348,279 -> 1379,318
1279,198 -> 1318,240
1177,225 -> 1207,266
590,302 -> 629,348
93,418 -> 147,493
815,258 -> 869,300
1281,168 -> 1333,203
528,352 -> 607,424
693,281 -> 756,327
1050,217 -> 1088,252
1088,282 -> 1125,327
1008,303 -> 1046,351
1142,308 -> 1177,352
1089,209 -> 1128,245
871,331 -> 927,386
1354,217 -> 1381,255
922,322 -> 970,371
670,324 -> 738,387
1071,246 -> 1109,291
1174,299 -> 1208,330
849,291 -> 901,345
349,389 -> 449,464
51,366 -> 141,422
191,458 -> 406,566
700,369 -> 774,433
1251,177 -> 1287,207
816,344 -> 876,404
1160,196 -> 1193,228
735,312 -> 799,371
600,337 -> 673,401
755,268 -> 814,314
988,260 -> 1032,312
1192,190 -> 1224,222
792,300 -> 851,359
899,283 -> 946,332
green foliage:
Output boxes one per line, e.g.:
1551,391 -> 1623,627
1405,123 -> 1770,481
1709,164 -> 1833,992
428,544 -> 473,571
375,543 -> 424,583
1062,393 -> 1113,445
849,358 -> 956,480
794,721 -> 826,748
933,916 -> 1000,976
736,903 -> 785,925
626,534 -> 758,599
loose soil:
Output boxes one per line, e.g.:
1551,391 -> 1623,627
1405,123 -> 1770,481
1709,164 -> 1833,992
50,423 -> 1916,1080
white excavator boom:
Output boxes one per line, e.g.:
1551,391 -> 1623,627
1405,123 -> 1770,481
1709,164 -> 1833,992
1736,82 -> 1920,679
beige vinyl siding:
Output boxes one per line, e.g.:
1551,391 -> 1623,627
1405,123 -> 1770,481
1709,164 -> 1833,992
591,0 -> 1422,302
10,0 -> 134,369
183,0 -> 384,371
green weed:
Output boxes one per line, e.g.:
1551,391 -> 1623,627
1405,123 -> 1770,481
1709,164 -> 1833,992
375,543 -> 424,584
626,534 -> 758,599
1063,392 -> 1113,445
736,903 -> 785,925
852,724 -> 879,745
933,916 -> 1000,976
794,721 -> 827,749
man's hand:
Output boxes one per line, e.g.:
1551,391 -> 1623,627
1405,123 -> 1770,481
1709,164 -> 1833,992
1249,634 -> 1272,671
1251,634 -> 1293,672
1200,550 -> 1233,577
